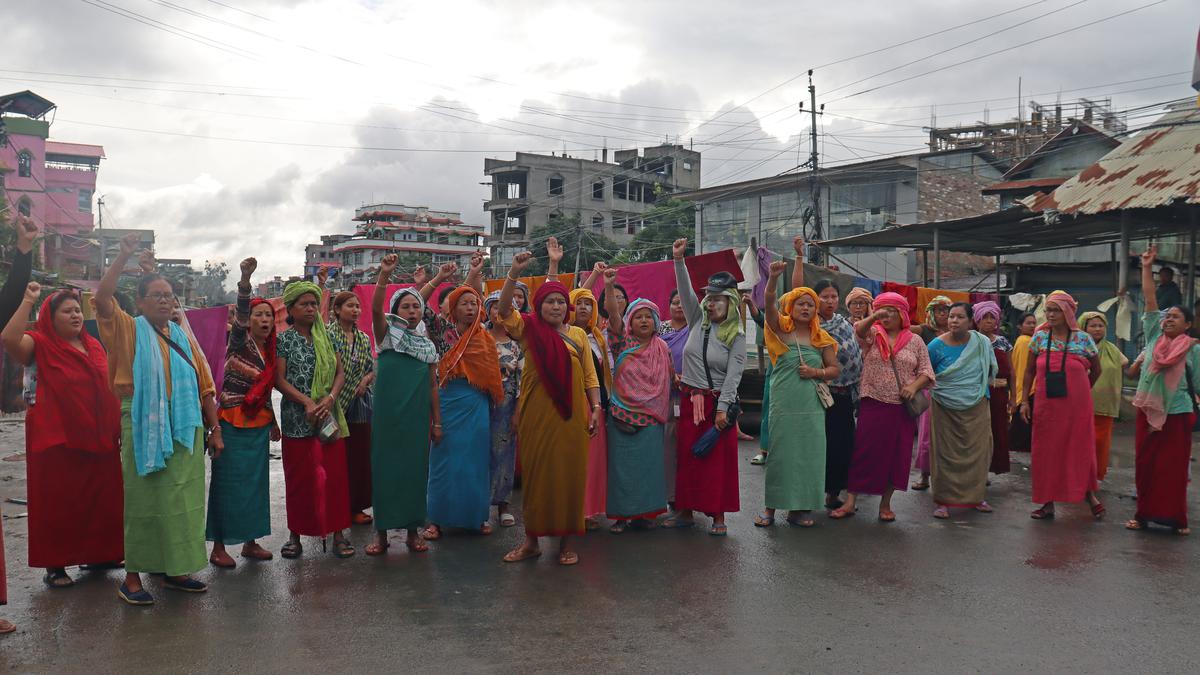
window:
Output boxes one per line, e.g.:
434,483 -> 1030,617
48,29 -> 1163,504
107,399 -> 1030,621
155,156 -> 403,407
592,181 -> 604,200
614,176 -> 628,200
17,151 -> 32,178
17,197 -> 31,217
78,188 -> 93,213
683,161 -> 693,171
548,175 -> 564,196
591,213 -> 605,229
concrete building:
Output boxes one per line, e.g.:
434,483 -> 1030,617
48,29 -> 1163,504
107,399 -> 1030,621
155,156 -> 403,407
307,204 -> 485,287
0,90 -> 105,280
483,144 -> 702,263
674,146 -> 1005,283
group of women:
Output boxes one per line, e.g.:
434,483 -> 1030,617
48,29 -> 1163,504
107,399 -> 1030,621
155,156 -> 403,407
0,226 -> 1193,628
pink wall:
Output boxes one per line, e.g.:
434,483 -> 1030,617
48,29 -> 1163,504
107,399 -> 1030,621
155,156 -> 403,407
0,132 -> 47,224
43,166 -> 97,234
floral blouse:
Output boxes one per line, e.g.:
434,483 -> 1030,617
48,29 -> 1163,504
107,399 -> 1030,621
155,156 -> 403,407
1029,330 -> 1097,358
423,306 -> 462,358
856,332 -> 935,405
277,329 -> 318,438
822,313 -> 863,390
496,338 -> 523,401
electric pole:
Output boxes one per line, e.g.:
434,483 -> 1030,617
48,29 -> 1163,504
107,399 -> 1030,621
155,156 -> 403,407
97,195 -> 104,229
805,70 -> 823,265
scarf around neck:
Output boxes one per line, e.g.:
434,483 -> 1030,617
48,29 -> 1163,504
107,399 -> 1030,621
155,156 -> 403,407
1133,326 -> 1197,431
611,299 -> 672,423
871,291 -> 915,362
437,286 -> 503,403
283,281 -> 346,437
763,287 -> 837,365
701,287 -> 744,348
525,281 -> 575,419
383,288 -> 439,364
931,330 -> 996,410
131,315 -> 203,476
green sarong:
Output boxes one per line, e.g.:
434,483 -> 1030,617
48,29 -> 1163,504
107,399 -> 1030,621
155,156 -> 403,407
120,398 -> 207,576
206,421 -> 271,545
371,352 -> 432,530
764,345 -> 827,511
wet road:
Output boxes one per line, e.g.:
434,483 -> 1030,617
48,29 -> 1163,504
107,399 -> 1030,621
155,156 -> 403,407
0,431 -> 1198,673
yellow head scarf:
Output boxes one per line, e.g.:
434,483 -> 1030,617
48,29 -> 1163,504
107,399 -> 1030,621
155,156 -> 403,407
568,288 -> 598,331
764,287 -> 838,365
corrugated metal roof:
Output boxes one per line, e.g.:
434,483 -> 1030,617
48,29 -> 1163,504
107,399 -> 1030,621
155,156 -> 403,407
981,177 -> 1065,194
1022,103 -> 1200,214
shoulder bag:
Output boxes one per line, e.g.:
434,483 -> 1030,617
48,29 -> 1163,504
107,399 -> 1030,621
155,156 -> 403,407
1042,335 -> 1069,399
888,345 -> 928,418
701,326 -> 741,425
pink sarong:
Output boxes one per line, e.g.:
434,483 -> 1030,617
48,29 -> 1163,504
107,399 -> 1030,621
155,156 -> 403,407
1031,353 -> 1098,503
584,410 -> 608,518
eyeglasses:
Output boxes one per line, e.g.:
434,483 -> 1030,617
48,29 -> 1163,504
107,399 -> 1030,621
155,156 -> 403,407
146,292 -> 175,302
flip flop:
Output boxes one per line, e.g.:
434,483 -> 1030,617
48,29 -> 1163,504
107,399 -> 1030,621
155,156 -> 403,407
421,525 -> 442,540
365,541 -> 389,556
406,537 -> 430,553
933,506 -> 950,519
828,507 -> 856,520
878,509 -> 896,523
975,501 -> 994,513
708,523 -> 728,536
43,570 -> 75,588
499,513 -> 516,527
660,517 -> 696,529
786,515 -> 816,528
558,551 -> 579,566
609,520 -> 628,534
1030,508 -> 1055,520
0,620 -> 15,634
753,512 -> 775,527
1125,519 -> 1145,530
503,548 -> 542,563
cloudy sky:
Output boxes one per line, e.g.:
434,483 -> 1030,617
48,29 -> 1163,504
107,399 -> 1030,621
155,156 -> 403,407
2,0 -> 1196,280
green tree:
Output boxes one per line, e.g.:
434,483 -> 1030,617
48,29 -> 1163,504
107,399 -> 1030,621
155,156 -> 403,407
523,213 -> 622,277
614,197 -> 695,264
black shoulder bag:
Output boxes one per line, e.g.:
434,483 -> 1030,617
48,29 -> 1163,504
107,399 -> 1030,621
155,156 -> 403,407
1042,336 -> 1069,399
701,326 -> 742,426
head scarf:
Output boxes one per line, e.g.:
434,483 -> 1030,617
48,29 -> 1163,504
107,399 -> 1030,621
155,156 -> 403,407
871,291 -> 915,361
25,291 -> 120,456
524,281 -> 574,419
845,287 -> 874,312
283,281 -> 346,437
972,301 -> 1001,328
925,295 -> 952,329
568,288 -> 599,331
610,299 -> 673,423
437,286 -> 503,402
483,290 -> 503,324
1037,290 -> 1079,332
701,287 -> 744,348
381,288 -> 439,363
241,297 -> 279,416
512,280 -> 531,313
1079,310 -> 1124,417
764,287 -> 838,365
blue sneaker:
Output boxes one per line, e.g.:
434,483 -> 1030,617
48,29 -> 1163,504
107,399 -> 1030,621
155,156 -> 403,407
118,583 -> 154,605
163,576 -> 208,593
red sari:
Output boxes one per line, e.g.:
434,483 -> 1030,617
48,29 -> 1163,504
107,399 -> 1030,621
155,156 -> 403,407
675,386 -> 739,515
1031,349 -> 1097,504
988,346 -> 1011,474
1134,410 -> 1192,529
26,294 -> 124,568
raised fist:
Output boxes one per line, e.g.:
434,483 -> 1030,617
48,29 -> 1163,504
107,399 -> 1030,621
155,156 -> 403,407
23,282 -> 41,304
672,238 -> 688,260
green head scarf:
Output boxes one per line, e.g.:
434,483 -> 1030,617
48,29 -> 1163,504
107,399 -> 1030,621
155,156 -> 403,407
701,288 -> 744,347
282,281 -> 347,437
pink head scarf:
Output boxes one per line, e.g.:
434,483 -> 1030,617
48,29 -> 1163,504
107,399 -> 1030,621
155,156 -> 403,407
1038,291 -> 1079,332
871,292 -> 915,361
610,298 -> 672,424
972,300 -> 1001,327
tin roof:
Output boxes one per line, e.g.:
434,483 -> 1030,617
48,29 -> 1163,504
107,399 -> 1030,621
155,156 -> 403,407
45,141 -> 106,159
1022,103 -> 1200,214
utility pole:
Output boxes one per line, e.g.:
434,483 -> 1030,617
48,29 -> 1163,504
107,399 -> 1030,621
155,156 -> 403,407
800,71 -> 824,265
97,195 -> 104,229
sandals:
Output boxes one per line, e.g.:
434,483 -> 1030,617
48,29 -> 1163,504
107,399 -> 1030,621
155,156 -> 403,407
708,523 -> 728,536
503,547 -> 542,563
1090,500 -> 1106,520
933,506 -> 950,519
911,479 -> 930,491
421,525 -> 442,541
499,513 -> 516,527
406,536 -> 430,552
558,551 -> 579,566
753,512 -> 775,527
878,509 -> 896,523
828,507 -> 856,520
1030,507 -> 1055,520
479,523 -> 493,536
281,540 -> 302,559
333,539 -> 356,559
609,520 -> 628,534
1125,519 -> 1145,530
43,570 -> 74,588
750,452 -> 767,466
659,516 -> 695,529
365,539 -> 389,556
975,501 -> 994,513
785,514 -> 815,528
0,619 -> 15,634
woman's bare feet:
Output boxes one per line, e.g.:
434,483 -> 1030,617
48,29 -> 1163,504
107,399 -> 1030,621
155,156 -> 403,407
0,619 -> 14,634
503,535 -> 541,562
365,530 -> 389,556
405,530 -> 429,552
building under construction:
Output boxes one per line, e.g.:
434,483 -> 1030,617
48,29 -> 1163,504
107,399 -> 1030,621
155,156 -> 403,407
927,97 -> 1126,163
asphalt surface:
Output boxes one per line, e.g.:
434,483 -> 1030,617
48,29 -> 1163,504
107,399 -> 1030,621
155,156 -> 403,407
0,419 -> 1197,674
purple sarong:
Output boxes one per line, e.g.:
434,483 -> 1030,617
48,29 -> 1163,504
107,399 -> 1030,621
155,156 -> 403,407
847,397 -> 918,495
